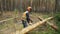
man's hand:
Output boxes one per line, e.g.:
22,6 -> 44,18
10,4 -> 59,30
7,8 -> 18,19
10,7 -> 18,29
30,19 -> 33,23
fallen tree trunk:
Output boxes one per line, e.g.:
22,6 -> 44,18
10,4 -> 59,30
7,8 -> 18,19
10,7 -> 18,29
20,17 -> 53,34
0,16 -> 18,23
38,16 -> 58,31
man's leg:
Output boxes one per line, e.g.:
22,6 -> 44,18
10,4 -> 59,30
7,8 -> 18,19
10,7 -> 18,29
22,20 -> 28,28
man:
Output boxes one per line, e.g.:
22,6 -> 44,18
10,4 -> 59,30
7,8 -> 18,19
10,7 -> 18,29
21,6 -> 33,28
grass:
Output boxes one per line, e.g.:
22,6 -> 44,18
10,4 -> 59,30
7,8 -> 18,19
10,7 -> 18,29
0,11 -> 58,34
28,12 -> 60,34
0,11 -> 23,34
54,12 -> 60,34
28,12 -> 56,34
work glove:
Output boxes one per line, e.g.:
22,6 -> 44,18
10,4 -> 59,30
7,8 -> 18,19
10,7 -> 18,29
30,20 -> 33,23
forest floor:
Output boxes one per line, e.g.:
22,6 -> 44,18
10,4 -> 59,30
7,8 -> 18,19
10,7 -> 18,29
0,11 -> 56,34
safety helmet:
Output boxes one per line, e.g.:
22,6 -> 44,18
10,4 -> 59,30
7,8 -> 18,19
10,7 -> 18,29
27,7 -> 32,9
27,6 -> 32,11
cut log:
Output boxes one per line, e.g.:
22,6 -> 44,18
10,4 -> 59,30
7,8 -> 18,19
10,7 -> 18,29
38,16 -> 58,31
0,16 -> 18,23
20,17 -> 53,34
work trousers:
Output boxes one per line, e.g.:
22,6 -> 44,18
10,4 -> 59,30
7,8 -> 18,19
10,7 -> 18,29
22,20 -> 28,28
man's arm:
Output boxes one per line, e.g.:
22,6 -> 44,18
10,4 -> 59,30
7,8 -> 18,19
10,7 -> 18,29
26,13 -> 33,23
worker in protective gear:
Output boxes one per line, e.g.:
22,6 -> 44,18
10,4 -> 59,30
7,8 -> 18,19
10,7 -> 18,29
21,6 -> 33,28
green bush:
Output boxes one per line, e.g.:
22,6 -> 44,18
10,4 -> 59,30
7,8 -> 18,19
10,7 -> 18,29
55,12 -> 60,22
54,12 -> 60,34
